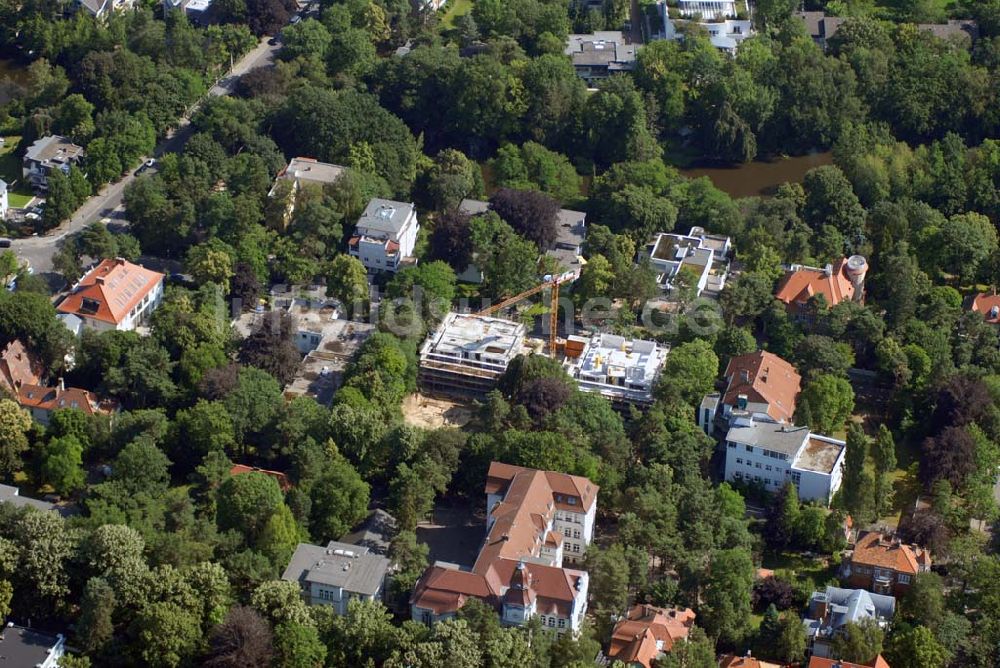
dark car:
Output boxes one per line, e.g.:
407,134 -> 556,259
268,37 -> 279,46
0,239 -> 11,249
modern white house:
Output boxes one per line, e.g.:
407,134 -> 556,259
563,333 -> 669,406
281,541 -> 391,615
56,258 -> 165,332
0,179 -> 8,220
642,227 -> 731,297
0,623 -> 65,668
724,418 -> 846,504
655,0 -> 752,52
349,199 -> 419,273
75,0 -> 135,18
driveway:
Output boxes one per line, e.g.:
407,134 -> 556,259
415,505 -> 485,569
9,35 -> 282,275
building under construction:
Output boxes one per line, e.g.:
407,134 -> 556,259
563,333 -> 669,407
417,313 -> 529,399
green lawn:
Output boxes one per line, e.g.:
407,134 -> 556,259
442,0 -> 473,29
0,135 -> 34,208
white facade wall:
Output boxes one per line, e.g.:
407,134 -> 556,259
724,437 -> 842,504
0,185 -> 7,220
554,504 -> 596,564
351,210 -> 419,273
77,278 -> 164,333
307,581 -> 380,615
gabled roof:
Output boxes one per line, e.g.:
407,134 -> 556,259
57,259 -> 164,325
229,465 -> 292,492
723,351 -> 801,423
411,565 -> 499,614
774,258 -> 855,312
718,655 -> 786,668
485,461 -> 598,514
17,383 -> 117,416
849,531 -> 929,575
0,340 -> 43,395
807,656 -> 890,668
608,604 -> 696,668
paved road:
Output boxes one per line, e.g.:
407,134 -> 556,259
12,35 -> 282,275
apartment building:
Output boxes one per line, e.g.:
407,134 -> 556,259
699,350 -> 802,435
417,313 -> 528,399
349,198 -> 419,273
563,333 -> 669,407
56,258 -> 164,332
410,463 -> 597,636
281,541 -> 390,615
723,418 -> 846,504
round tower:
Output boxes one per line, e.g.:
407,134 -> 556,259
845,255 -> 868,302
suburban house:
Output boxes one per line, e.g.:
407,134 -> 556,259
410,463 -> 597,635
458,199 -> 587,280
641,227 -> 731,297
163,0 -> 212,21
17,379 -> 118,426
418,313 -> 528,399
723,419 -> 846,504
562,333 -> 669,407
774,256 -> 867,319
22,135 -> 85,192
229,465 -> 292,493
970,291 -> 1000,324
605,604 -> 696,668
795,11 -> 847,49
75,0 -> 134,18
268,157 -> 347,228
807,656 -> 891,668
699,350 -> 801,435
281,541 -> 390,615
0,623 -> 65,668
349,199 -> 419,273
656,0 -> 752,52
0,483 -> 59,513
56,258 -> 165,332
0,340 -> 43,397
718,654 -> 785,668
564,32 -> 637,84
796,11 -> 977,49
0,178 -> 8,220
840,531 -> 931,597
803,586 -> 895,659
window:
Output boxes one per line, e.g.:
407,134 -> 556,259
734,472 -> 743,479
564,541 -> 571,550
745,445 -> 753,453
764,478 -> 771,486
563,528 -> 571,537
898,574 -> 911,584
558,619 -> 566,628
755,463 -> 762,469
753,475 -> 761,482
736,458 -> 743,464
572,529 -> 580,539
573,544 -> 580,553
728,443 -> 736,449
765,465 -> 772,471
733,26 -> 741,34
549,618 -> 556,627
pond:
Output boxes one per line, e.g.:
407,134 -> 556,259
679,151 -> 834,199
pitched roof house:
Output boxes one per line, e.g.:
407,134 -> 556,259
22,135 -> 85,191
807,656 -> 891,668
718,654 -> 785,668
229,465 -> 292,492
17,380 -> 118,426
411,463 -> 597,635
774,256 -> 867,318
699,350 -> 801,435
803,586 -> 895,659
281,541 -> 390,615
57,258 -> 165,332
841,531 -> 931,597
0,340 -> 43,396
970,292 -> 1000,324
607,604 -> 696,668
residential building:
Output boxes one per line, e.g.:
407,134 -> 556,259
459,199 -> 587,279
606,604 -> 696,668
698,350 -> 801,435
562,333 -> 669,407
229,465 -> 292,492
410,463 -> 596,635
840,531 -> 931,597
57,313 -> 84,338
56,258 -> 165,332
718,654 -> 785,668
797,11 -> 976,49
163,0 -> 212,21
803,586 -> 895,659
0,483 -> 57,513
656,0 -> 752,52
0,623 -> 65,668
0,340 -> 43,397
918,19 -> 979,43
75,0 -> 134,18
641,227 -> 731,297
417,313 -> 528,399
0,178 -> 7,220
723,418 -> 846,504
282,541 -> 390,615
774,256 -> 867,319
268,157 -> 347,227
22,135 -> 85,192
970,291 -> 1000,324
795,11 -> 847,49
349,198 -> 419,273
807,656 -> 891,668
17,379 -> 118,427
564,32 -> 637,83
340,509 -> 397,557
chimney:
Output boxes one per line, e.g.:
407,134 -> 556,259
58,377 -> 65,393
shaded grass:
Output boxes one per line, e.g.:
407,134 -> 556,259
0,135 -> 34,207
442,0 -> 473,29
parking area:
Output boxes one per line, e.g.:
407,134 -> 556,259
415,504 -> 484,568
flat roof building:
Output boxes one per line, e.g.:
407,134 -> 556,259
642,227 -> 731,297
564,32 -> 637,84
563,333 -> 669,406
0,623 -> 65,667
349,199 -> 420,273
724,418 -> 846,504
418,313 -> 528,399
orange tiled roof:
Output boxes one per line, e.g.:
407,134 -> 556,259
0,340 -> 42,395
808,655 -> 890,668
485,461 -> 598,513
57,259 -> 164,325
17,383 -> 117,416
718,655 -> 786,668
774,258 -> 855,312
608,604 -> 696,668
723,351 -> 802,423
229,465 -> 292,492
971,293 -> 1000,324
850,531 -> 929,576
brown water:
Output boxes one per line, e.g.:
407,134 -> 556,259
679,151 -> 834,199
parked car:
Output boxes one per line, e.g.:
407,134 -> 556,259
0,238 -> 10,248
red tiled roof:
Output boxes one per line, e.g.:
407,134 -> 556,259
608,604 -> 696,668
229,465 -> 292,492
17,383 -> 117,416
850,531 -> 929,576
485,461 -> 598,513
808,655 -> 890,668
775,258 -> 855,313
57,259 -> 164,325
971,293 -> 1000,324
0,340 -> 42,395
718,655 -> 786,668
723,351 -> 801,423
